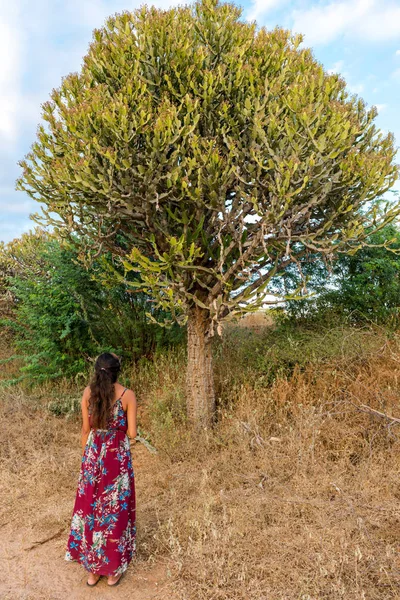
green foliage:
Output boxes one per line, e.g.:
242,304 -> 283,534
17,0 -> 399,333
277,223 -> 400,327
0,230 -> 184,383
0,229 -> 48,324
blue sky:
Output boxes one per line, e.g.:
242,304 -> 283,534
1,0 -> 400,243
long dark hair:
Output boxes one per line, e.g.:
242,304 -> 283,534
88,352 -> 121,429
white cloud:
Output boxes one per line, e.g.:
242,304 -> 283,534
374,103 -> 387,112
392,68 -> 400,78
0,10 -> 24,145
357,3 -> 400,41
347,82 -> 365,94
327,61 -> 366,97
0,219 -> 34,244
395,49 -> 400,55
292,0 -> 400,46
0,0 -> 187,151
292,0 -> 369,45
1,195 -> 38,215
327,59 -> 345,74
246,0 -> 286,22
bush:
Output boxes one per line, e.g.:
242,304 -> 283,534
277,224 -> 400,328
1,230 -> 184,384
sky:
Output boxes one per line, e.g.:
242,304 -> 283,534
1,0 -> 400,243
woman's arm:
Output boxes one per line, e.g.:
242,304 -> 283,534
125,390 -> 138,441
81,386 -> 91,455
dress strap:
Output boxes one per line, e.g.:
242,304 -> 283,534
110,388 -> 128,410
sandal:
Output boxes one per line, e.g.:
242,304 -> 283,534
87,574 -> 101,587
107,572 -> 124,587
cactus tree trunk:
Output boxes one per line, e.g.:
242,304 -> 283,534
186,305 -> 215,428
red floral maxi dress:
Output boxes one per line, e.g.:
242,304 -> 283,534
64,389 -> 136,576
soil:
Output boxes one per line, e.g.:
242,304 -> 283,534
0,526 -> 177,599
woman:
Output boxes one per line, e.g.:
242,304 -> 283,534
65,352 -> 137,587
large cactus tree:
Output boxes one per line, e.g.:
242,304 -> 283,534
17,0 -> 399,428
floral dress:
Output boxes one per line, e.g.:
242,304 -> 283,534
65,389 -> 136,576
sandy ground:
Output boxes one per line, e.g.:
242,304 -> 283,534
0,523 -> 178,600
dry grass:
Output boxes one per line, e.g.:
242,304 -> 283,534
2,326 -> 400,598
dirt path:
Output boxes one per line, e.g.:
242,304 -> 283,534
0,522 -> 178,599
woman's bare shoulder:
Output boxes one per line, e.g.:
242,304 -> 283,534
118,387 -> 134,412
81,386 -> 91,406
123,388 -> 136,403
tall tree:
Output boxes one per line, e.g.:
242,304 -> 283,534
17,0 -> 399,427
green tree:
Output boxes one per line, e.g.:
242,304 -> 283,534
17,0 -> 399,427
331,225 -> 400,326
279,224 -> 400,326
1,230 -> 183,382
0,229 -> 49,324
